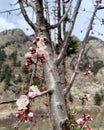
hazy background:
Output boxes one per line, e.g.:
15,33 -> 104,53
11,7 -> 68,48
0,0 -> 104,41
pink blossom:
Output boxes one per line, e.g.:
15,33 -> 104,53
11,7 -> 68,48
40,57 -> 46,63
18,106 -> 28,111
16,111 -> 23,118
33,37 -> 40,45
28,91 -> 35,98
85,125 -> 92,130
71,111 -> 75,116
42,37 -> 48,41
28,112 -> 34,118
69,47 -> 73,50
36,37 -> 40,41
75,118 -> 84,127
83,70 -> 91,76
86,64 -> 92,69
29,46 -> 36,54
65,98 -> 68,103
25,61 -> 33,67
84,94 -> 90,101
24,116 -> 30,123
84,114 -> 93,121
33,40 -> 37,45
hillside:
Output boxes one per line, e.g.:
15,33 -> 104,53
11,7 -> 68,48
0,29 -> 35,121
0,29 -> 104,130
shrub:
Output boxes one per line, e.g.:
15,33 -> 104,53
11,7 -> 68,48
3,65 -> 12,90
94,90 -> 104,105
17,74 -> 23,82
0,70 -> 5,82
68,93 -> 74,103
0,49 -> 7,61
22,65 -> 29,74
15,61 -> 21,67
9,51 -> 21,66
67,36 -> 80,55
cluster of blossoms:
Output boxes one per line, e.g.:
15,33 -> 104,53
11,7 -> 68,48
16,95 -> 34,123
75,114 -> 93,129
25,36 -> 48,67
16,85 -> 41,123
16,36 -> 49,127
68,94 -> 92,130
83,64 -> 92,76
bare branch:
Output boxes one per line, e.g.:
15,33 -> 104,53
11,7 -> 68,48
49,2 -> 72,29
97,6 -> 104,10
64,5 -> 98,96
55,0 -> 82,66
0,99 -> 16,105
0,7 -> 22,14
18,0 -> 37,31
25,0 -> 36,10
29,60 -> 38,86
44,0 -> 50,23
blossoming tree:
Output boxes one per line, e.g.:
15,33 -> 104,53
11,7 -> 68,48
0,0 -> 104,130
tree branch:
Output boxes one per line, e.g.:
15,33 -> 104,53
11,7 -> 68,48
49,1 -> 72,29
55,0 -> 82,66
97,6 -> 104,10
18,0 -> 38,31
63,5 -> 98,96
0,89 -> 53,105
25,0 -> 36,10
0,99 -> 16,105
0,7 -> 23,14
44,0 -> 50,23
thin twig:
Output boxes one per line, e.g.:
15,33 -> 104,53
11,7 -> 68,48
0,7 -> 23,14
18,0 -> 37,31
64,4 -> 98,96
48,1 -> 72,29
55,0 -> 82,66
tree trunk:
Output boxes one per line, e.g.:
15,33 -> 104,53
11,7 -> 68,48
43,47 -> 69,130
19,0 -> 69,129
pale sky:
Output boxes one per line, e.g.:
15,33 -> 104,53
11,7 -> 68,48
0,0 -> 104,41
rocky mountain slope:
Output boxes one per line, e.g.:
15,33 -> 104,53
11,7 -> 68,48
66,37 -> 104,129
0,29 -> 104,130
0,29 -> 34,121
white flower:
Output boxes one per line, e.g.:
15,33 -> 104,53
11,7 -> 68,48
37,41 -> 45,48
16,95 -> 29,110
29,85 -> 41,97
25,52 -> 33,59
36,47 -> 44,57
36,46 -> 48,59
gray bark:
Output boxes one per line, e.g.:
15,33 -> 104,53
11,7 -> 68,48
28,1 -> 69,129
43,53 -> 68,130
